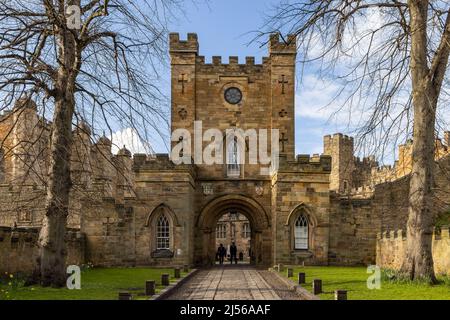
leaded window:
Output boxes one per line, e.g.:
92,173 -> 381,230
156,215 -> 170,250
242,223 -> 251,238
216,223 -> 227,239
294,215 -> 309,249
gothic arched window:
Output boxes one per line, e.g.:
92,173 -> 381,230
156,214 -> 170,250
227,136 -> 240,176
294,215 -> 309,249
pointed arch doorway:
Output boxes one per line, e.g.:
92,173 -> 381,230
195,194 -> 271,266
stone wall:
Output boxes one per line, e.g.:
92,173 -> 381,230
0,226 -> 85,273
273,154 -> 331,265
328,195 -> 380,265
376,227 -> 450,276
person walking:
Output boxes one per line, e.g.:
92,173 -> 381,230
230,242 -> 238,264
217,243 -> 226,265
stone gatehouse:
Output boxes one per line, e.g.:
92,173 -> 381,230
0,33 -> 449,274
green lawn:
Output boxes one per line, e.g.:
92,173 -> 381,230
282,266 -> 450,300
0,267 -> 187,300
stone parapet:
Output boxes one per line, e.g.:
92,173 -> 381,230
0,226 -> 85,273
279,154 -> 331,173
376,227 -> 450,276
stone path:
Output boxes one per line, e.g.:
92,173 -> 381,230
165,265 -> 303,300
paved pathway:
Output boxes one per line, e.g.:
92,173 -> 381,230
165,265 -> 302,300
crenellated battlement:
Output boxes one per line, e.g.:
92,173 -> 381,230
169,32 -> 199,53
195,55 -> 269,67
269,33 -> 297,54
355,155 -> 377,166
376,226 -> 450,275
133,153 -> 195,172
279,154 -> 331,173
378,226 -> 449,241
194,55 -> 269,74
349,185 -> 374,198
324,133 -> 354,145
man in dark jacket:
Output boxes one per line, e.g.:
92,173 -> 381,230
230,242 -> 238,264
217,244 -> 226,265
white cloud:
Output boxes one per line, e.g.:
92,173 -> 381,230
110,128 -> 154,155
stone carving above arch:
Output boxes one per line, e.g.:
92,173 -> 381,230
285,202 -> 318,227
145,203 -> 180,227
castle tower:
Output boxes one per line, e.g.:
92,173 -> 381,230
168,32 -> 297,176
169,33 -> 198,154
323,133 -> 354,193
114,146 -> 134,204
269,33 -> 297,160
11,98 -> 41,184
93,135 -> 114,198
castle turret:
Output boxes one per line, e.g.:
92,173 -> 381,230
323,133 -> 354,193
92,134 -> 114,197
169,33 -> 198,155
270,33 -> 296,160
11,98 -> 41,184
114,146 -> 134,204
71,120 -> 92,188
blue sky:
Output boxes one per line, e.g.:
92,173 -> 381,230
159,0 -> 346,156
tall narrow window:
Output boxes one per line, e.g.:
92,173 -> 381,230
242,223 -> 251,238
227,136 -> 240,177
156,215 -> 170,250
294,215 -> 309,249
216,223 -> 227,239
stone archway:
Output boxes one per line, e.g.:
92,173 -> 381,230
195,194 -> 271,266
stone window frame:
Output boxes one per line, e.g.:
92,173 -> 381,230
146,203 -> 180,254
156,214 -> 170,250
285,203 -> 317,252
294,215 -> 309,250
216,223 -> 227,239
242,222 -> 251,238
221,82 -> 246,108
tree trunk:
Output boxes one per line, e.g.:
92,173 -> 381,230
38,13 -> 78,286
38,93 -> 75,287
401,87 -> 437,283
400,0 -> 437,282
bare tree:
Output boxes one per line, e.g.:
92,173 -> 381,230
258,0 -> 450,282
0,0 -> 183,286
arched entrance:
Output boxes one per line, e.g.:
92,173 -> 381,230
195,194 -> 271,266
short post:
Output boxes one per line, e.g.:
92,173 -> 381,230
335,290 -> 347,300
298,272 -> 306,285
287,268 -> 293,278
174,268 -> 181,279
118,292 -> 132,300
145,280 -> 156,296
277,263 -> 284,272
161,273 -> 170,286
312,279 -> 322,295
183,265 -> 189,273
